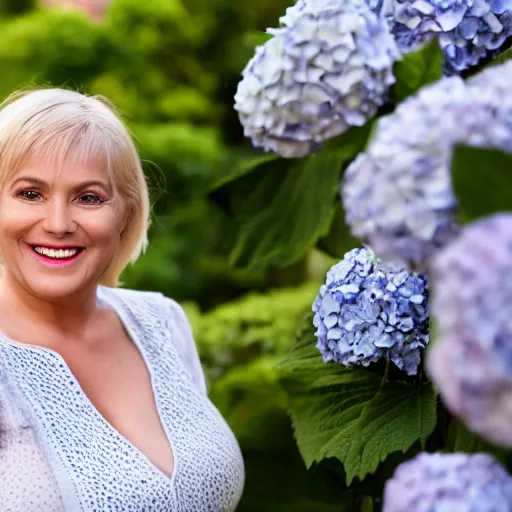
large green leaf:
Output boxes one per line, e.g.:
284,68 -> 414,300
392,39 -> 444,102
278,322 -> 437,484
451,145 -> 512,223
208,124 -> 372,269
315,125 -> 374,259
209,153 -> 280,192
211,152 -> 343,269
316,204 -> 360,259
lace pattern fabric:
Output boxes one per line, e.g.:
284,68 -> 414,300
0,286 -> 245,511
0,381 -> 66,512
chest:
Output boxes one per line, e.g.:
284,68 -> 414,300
61,332 -> 175,479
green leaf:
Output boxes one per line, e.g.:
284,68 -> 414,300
278,321 -> 437,484
209,153 -> 280,192
209,125 -> 371,269
316,203 -> 361,259
322,124 -> 374,160
451,145 -> 512,223
392,39 -> 444,102
243,30 -> 273,49
488,45 -> 512,68
212,151 -> 343,269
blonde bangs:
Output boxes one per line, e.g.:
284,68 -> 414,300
0,88 -> 150,287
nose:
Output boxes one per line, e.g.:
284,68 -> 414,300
42,199 -> 77,236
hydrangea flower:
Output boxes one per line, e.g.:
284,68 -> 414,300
312,247 -> 429,375
342,60 -> 512,271
342,76 -> 467,271
466,59 -> 512,138
383,452 -> 512,512
234,0 -> 400,158
427,214 -> 512,447
372,0 -> 512,74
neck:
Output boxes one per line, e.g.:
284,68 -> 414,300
0,272 -> 101,343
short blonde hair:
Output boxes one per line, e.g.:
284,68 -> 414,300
0,87 -> 150,287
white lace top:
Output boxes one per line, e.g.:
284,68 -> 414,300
0,286 -> 245,512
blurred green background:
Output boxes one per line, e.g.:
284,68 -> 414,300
2,1 -> 351,509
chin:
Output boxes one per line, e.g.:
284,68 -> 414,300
22,274 -> 96,301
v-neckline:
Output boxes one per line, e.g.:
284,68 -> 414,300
0,286 -> 178,486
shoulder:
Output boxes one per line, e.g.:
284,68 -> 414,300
99,285 -> 163,310
99,286 -> 189,331
99,286 -> 207,395
98,286 -> 173,329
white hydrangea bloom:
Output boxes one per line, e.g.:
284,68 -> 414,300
234,0 -> 400,158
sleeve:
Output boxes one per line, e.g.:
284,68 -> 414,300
161,297 -> 208,396
0,383 -> 68,511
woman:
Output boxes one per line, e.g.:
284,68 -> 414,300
0,88 -> 245,511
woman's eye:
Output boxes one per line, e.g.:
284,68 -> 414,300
78,193 -> 104,205
19,190 -> 41,201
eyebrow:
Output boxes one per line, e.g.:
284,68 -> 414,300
11,176 -> 112,193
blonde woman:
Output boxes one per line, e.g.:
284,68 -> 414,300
0,88 -> 245,511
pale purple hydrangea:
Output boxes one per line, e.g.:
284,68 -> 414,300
370,0 -> 512,74
234,0 -> 400,158
342,61 -> 512,271
342,76 -> 467,271
466,60 -> 512,143
427,214 -> 512,447
383,452 -> 512,512
312,247 -> 429,375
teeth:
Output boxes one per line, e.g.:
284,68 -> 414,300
33,247 -> 80,259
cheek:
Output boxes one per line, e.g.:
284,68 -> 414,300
79,209 -> 124,246
0,199 -> 39,240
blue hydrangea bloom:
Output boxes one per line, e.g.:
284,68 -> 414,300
234,0 -> 400,158
383,452 -> 512,512
371,0 -> 512,74
427,214 -> 512,447
312,247 -> 429,375
342,60 -> 512,271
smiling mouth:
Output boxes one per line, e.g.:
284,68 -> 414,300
30,245 -> 85,261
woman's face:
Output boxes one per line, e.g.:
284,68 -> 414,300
0,153 -> 127,300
